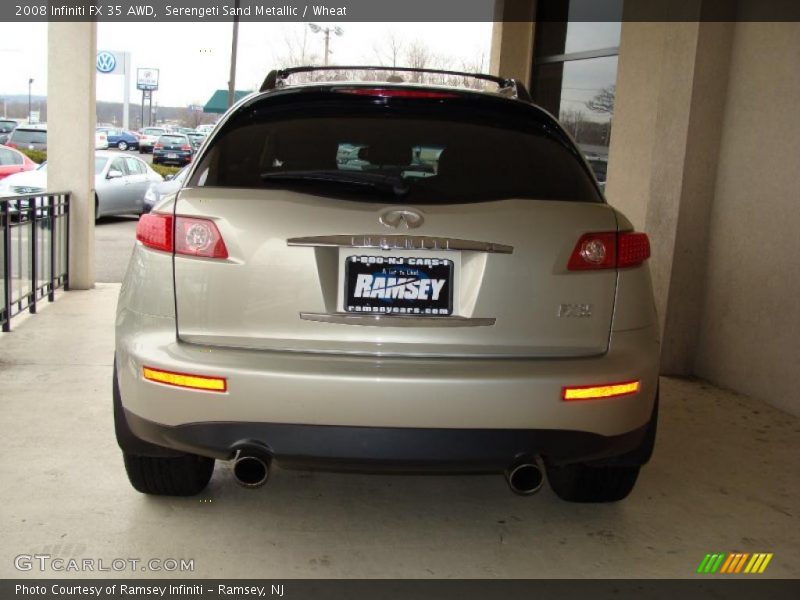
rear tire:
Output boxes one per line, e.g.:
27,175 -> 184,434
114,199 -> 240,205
123,452 -> 215,496
546,463 -> 640,503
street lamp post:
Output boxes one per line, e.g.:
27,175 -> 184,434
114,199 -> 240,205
28,78 -> 34,122
308,24 -> 344,66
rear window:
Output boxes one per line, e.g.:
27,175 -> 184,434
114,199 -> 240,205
0,120 -> 17,133
159,135 -> 187,144
143,128 -> 165,135
190,95 -> 601,204
11,129 -> 47,144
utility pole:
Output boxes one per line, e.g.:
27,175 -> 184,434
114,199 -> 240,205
28,78 -> 33,122
309,24 -> 343,67
227,0 -> 240,108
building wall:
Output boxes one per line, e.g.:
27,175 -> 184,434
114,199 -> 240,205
694,22 -> 800,415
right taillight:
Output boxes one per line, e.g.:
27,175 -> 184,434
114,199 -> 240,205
567,231 -> 650,270
136,214 -> 228,259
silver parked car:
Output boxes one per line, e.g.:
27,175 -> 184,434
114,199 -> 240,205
0,151 -> 162,218
115,67 -> 660,502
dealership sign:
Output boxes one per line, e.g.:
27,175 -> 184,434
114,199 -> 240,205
96,51 -> 126,75
136,68 -> 159,91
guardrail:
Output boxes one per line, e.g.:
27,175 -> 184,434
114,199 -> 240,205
1,192 -> 70,332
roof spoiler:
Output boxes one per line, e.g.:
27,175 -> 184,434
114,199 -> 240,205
259,65 -> 532,101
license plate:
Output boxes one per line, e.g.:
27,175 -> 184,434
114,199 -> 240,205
345,256 -> 453,315
167,153 -> 178,159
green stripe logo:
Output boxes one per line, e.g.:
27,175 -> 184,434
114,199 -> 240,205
697,553 -> 773,574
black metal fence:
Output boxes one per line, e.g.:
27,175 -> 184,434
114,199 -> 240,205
1,192 -> 70,332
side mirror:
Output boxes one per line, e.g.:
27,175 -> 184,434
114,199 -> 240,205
165,174 -> 174,181
107,169 -> 123,179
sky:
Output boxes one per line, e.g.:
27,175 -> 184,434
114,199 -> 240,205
0,21 -> 493,107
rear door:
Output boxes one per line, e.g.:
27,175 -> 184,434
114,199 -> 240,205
173,88 -> 616,358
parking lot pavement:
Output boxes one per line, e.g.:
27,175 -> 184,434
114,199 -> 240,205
0,284 -> 798,578
95,216 -> 139,283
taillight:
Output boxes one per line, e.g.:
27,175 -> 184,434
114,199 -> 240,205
136,214 -> 228,259
136,213 -> 173,252
336,88 -> 458,99
175,216 -> 228,259
617,232 -> 651,268
154,143 -> 163,149
6,142 -> 17,148
180,145 -> 192,151
567,231 -> 650,270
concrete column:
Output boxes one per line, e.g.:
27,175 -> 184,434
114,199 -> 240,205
606,17 -> 734,374
489,0 -> 535,87
47,21 -> 97,290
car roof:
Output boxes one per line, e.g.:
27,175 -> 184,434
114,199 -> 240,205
14,124 -> 47,131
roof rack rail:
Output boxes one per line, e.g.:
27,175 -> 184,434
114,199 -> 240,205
259,65 -> 532,101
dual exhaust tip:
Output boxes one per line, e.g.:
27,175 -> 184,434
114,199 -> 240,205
233,451 -> 544,496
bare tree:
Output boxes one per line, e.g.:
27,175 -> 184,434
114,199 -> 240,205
274,26 -> 319,71
404,39 -> 434,82
372,30 -> 405,69
585,85 -> 615,115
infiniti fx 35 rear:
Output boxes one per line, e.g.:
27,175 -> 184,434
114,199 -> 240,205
114,75 -> 660,501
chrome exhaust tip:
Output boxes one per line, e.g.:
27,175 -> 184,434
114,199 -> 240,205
506,461 -> 544,496
233,454 -> 270,489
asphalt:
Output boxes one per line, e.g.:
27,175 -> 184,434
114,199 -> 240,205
0,284 -> 798,578
95,216 -> 139,283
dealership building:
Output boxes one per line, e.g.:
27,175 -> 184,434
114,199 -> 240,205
44,1 -> 798,418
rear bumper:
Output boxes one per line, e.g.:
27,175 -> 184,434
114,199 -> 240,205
123,409 -> 649,469
116,308 -> 660,461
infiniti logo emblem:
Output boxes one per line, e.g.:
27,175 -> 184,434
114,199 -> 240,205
379,208 -> 424,230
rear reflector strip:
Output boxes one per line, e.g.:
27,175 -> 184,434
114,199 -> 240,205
143,366 -> 227,392
562,380 -> 640,401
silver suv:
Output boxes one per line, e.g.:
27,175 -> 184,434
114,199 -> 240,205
115,67 -> 660,502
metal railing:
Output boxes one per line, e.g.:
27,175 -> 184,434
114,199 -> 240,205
1,192 -> 70,332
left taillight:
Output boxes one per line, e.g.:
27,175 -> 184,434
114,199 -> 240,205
136,213 -> 173,252
136,214 -> 228,259
567,231 -> 650,270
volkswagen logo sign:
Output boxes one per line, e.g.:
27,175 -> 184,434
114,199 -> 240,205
379,208 -> 424,230
96,51 -> 117,74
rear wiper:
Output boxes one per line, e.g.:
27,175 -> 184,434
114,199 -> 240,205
260,169 -> 410,197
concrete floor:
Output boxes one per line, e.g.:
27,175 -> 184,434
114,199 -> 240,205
0,284 -> 798,578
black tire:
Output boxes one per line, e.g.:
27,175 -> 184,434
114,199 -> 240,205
138,148 -> 144,154
546,463 -> 640,503
123,452 -> 214,496
117,141 -> 128,151
152,158 -> 160,165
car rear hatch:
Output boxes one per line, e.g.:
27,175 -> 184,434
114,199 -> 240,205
172,86 -> 617,358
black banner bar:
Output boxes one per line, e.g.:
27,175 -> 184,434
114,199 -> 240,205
3,579 -> 800,600
0,0 -> 798,22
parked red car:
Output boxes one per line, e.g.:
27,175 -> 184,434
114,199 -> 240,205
0,145 -> 38,180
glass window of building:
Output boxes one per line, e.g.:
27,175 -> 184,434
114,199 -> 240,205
531,0 -> 623,185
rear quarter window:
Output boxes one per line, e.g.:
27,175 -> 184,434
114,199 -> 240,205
190,92 -> 601,204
